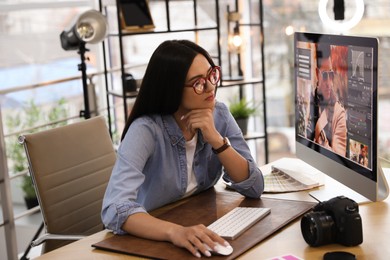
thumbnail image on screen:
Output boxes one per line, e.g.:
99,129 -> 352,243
295,40 -> 374,172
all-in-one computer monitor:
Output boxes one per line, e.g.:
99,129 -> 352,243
294,32 -> 389,202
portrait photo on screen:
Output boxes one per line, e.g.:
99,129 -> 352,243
295,40 -> 374,173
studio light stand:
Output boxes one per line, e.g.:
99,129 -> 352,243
78,43 -> 91,119
59,9 -> 108,119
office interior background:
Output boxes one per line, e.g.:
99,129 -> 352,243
1,0 -> 389,259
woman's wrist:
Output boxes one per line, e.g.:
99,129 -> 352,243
212,137 -> 231,154
208,134 -> 224,149
165,222 -> 182,242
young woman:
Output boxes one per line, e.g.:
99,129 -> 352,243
102,39 -> 264,258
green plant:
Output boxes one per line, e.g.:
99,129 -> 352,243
229,97 -> 258,119
21,175 -> 36,199
5,98 -> 68,201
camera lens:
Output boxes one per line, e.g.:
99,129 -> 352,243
301,211 -> 335,246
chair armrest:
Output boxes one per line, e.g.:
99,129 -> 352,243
31,233 -> 86,247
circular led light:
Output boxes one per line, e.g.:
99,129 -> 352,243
318,0 -> 364,32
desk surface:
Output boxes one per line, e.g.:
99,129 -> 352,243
34,167 -> 390,260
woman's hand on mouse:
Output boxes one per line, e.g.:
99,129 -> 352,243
167,224 -> 227,258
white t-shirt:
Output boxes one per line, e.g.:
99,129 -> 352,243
184,134 -> 198,196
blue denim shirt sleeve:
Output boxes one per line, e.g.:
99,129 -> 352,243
101,117 -> 157,235
214,102 -> 264,198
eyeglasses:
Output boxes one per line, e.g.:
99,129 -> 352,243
185,66 -> 221,95
320,70 -> 334,81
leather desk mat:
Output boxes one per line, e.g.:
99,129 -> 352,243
92,188 -> 316,259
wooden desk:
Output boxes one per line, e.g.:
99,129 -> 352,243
34,169 -> 390,260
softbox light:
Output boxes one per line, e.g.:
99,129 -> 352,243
60,10 -> 108,51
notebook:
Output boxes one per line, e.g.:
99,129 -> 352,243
92,188 -> 316,260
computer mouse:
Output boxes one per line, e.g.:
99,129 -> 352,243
204,243 -> 234,256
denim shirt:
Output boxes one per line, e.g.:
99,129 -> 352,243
101,102 -> 264,235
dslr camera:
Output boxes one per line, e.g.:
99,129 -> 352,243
300,196 -> 363,247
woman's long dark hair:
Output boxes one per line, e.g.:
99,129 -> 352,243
121,40 -> 215,140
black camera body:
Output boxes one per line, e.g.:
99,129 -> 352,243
123,73 -> 138,92
301,196 -> 363,247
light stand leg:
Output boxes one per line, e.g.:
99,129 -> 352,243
78,43 -> 91,119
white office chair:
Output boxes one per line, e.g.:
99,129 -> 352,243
19,116 -> 116,253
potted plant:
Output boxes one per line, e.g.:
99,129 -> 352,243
5,98 -> 68,209
5,103 -> 38,209
229,97 -> 258,135
21,175 -> 38,209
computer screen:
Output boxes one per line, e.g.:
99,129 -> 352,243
294,32 -> 388,202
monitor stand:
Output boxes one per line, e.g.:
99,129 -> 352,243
309,180 -> 371,205
309,161 -> 389,205
376,160 -> 390,201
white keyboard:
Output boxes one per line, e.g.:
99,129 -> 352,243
207,207 -> 271,240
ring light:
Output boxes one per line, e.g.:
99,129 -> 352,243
318,0 -> 364,32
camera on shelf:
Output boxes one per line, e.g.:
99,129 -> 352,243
300,196 -> 363,247
123,73 -> 138,93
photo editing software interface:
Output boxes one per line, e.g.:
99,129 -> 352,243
295,33 -> 376,181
